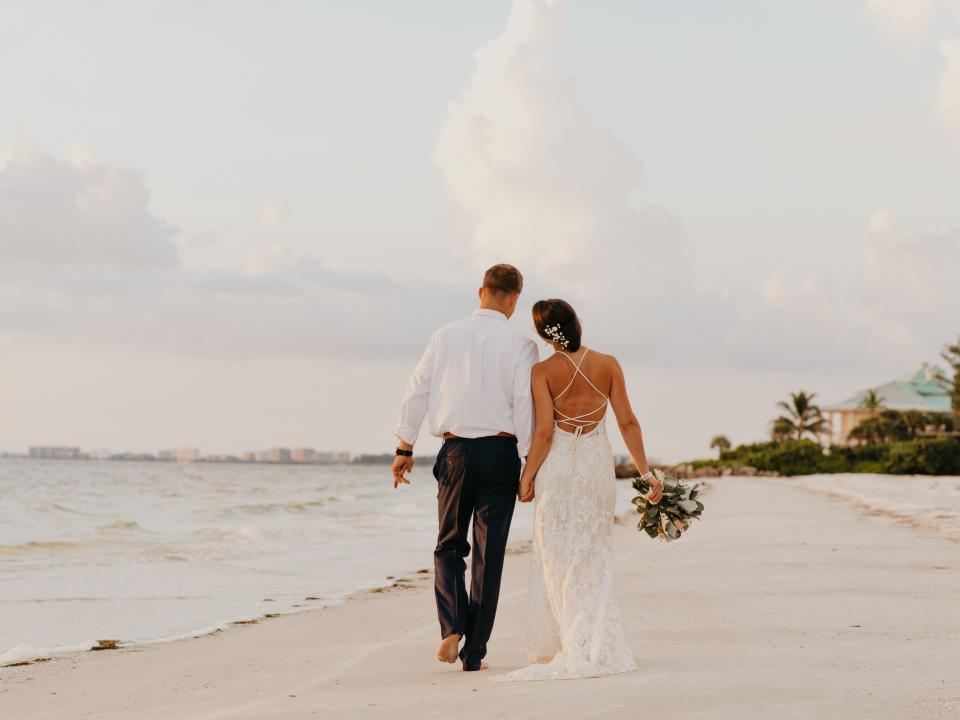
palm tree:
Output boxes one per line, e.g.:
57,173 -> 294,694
770,416 -> 796,441
771,391 -> 826,442
941,337 -> 960,432
858,389 -> 884,416
709,435 -> 731,458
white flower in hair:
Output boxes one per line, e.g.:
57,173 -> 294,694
543,323 -> 570,349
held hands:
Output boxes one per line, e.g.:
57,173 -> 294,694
643,471 -> 664,504
518,474 -> 535,503
392,455 -> 414,488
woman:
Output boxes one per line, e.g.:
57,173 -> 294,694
495,299 -> 663,681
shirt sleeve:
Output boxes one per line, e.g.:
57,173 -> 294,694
511,338 -> 539,457
394,331 -> 438,446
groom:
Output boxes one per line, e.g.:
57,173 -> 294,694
392,264 -> 538,671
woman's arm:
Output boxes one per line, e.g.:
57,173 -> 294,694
608,356 -> 663,503
518,364 -> 555,502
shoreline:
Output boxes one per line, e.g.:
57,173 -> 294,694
0,526 -> 542,670
0,556 -> 439,669
2,472 -> 954,670
1,470 -> 638,669
1,472 -> 953,670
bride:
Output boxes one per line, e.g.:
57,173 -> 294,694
495,298 -> 663,682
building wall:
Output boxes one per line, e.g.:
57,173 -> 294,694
267,448 -> 291,463
291,448 -> 316,463
29,446 -> 81,459
828,410 -> 874,445
176,448 -> 201,463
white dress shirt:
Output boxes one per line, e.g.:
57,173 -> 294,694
395,308 -> 539,457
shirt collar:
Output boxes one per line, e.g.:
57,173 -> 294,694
473,308 -> 508,321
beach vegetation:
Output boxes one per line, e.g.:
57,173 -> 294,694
849,410 -> 952,445
702,437 -> 960,476
771,392 -> 826,441
858,389 -> 885,414
720,440 -> 832,476
940,337 -> 960,430
709,435 -> 731,457
883,437 -> 960,476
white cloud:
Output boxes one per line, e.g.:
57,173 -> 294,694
760,271 -> 822,307
242,241 -> 291,277
429,0 -> 959,374
865,0 -> 941,43
937,37 -> 960,127
434,0 -> 691,301
69,145 -> 98,168
0,149 -> 463,358
432,0 -> 711,369
0,149 -> 179,267
865,0 -> 960,129
259,198 -> 291,230
863,209 -> 960,308
2,5 -> 956,381
806,208 -> 960,366
739,211 -> 960,371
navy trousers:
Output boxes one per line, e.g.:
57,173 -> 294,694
432,435 -> 520,666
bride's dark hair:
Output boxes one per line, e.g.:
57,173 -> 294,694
532,299 -> 582,352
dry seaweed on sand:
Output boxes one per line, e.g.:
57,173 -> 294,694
2,657 -> 51,667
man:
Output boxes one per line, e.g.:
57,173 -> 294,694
392,264 -> 538,672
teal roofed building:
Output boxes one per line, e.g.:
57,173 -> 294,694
822,363 -> 952,445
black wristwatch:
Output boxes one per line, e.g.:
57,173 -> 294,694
395,447 -> 413,457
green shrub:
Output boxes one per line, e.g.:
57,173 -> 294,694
849,460 -> 885,474
883,438 -> 960,475
700,437 -> 960,476
849,411 -> 953,444
720,439 -> 827,476
829,443 -> 889,473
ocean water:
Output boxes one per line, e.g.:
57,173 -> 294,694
0,458 -> 637,664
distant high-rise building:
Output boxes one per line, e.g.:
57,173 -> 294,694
240,451 -> 256,463
267,448 -> 291,463
29,446 -> 81,460
176,448 -> 201,463
157,449 -> 176,461
203,453 -> 239,463
313,450 -> 352,464
291,448 -> 316,463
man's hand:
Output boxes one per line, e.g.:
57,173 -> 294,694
518,475 -> 535,503
392,455 -> 414,488
644,472 -> 664,504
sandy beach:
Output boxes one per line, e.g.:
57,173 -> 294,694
2,476 -> 958,719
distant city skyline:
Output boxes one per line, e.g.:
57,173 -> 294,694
17,444 -> 353,465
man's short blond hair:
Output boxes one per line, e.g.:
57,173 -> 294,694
482,264 -> 523,296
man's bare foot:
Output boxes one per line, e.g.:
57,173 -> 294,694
436,634 -> 460,663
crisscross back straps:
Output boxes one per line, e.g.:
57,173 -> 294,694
552,349 -> 609,429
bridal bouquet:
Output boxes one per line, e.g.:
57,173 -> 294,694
632,469 -> 704,541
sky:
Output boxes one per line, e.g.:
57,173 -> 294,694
1,0 -> 958,462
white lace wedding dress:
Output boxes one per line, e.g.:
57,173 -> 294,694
494,350 -> 637,682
